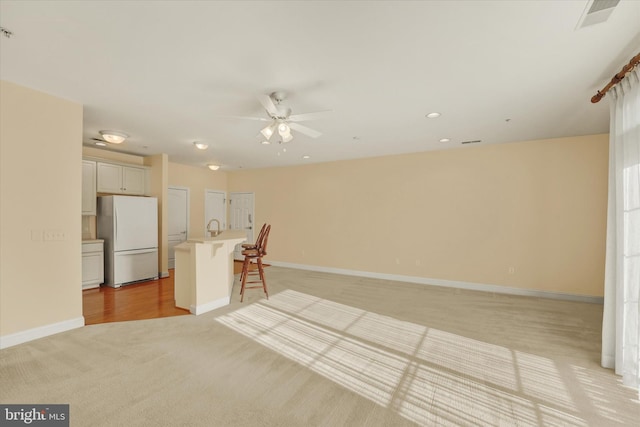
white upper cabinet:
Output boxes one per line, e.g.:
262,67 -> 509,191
122,166 -> 146,195
82,160 -> 97,215
97,162 -> 148,195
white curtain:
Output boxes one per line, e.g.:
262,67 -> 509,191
602,67 -> 640,394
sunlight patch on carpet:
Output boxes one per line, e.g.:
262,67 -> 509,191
216,290 -> 592,426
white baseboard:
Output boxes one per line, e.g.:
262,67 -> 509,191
190,296 -> 230,315
601,354 -> 615,369
268,261 -> 604,304
0,316 -> 85,349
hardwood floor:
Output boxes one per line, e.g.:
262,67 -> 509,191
82,262 -> 264,325
82,269 -> 189,325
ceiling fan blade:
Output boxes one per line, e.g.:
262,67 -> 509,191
287,110 -> 332,122
289,122 -> 322,138
217,114 -> 271,122
257,94 -> 279,116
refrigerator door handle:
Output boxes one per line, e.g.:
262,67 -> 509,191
115,208 -> 118,243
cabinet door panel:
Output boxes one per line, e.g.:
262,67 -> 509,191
122,167 -> 146,195
97,163 -> 123,193
82,160 -> 97,215
82,253 -> 104,287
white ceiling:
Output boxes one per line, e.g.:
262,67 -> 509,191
1,1 -> 639,170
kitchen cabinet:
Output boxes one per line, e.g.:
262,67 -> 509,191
97,162 -> 147,195
82,240 -> 104,289
82,160 -> 97,215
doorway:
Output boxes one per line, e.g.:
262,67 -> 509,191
204,190 -> 226,237
168,187 -> 189,269
229,192 -> 255,260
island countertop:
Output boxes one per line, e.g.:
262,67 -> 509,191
184,229 -> 248,244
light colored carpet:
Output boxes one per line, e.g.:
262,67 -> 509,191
1,267 -> 638,426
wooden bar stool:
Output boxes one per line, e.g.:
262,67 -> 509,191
239,223 -> 267,284
239,225 -> 271,302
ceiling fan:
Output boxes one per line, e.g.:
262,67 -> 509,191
235,91 -> 330,144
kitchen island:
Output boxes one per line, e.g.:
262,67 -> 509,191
174,230 -> 247,315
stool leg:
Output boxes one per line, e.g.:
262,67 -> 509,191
257,257 -> 268,300
240,256 -> 250,302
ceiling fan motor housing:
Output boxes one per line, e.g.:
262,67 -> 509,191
273,105 -> 292,119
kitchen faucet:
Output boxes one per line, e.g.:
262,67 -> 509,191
207,218 -> 221,237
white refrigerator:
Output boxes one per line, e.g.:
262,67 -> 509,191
98,195 -> 158,287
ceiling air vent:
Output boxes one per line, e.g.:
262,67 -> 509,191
576,0 -> 620,29
461,140 -> 481,145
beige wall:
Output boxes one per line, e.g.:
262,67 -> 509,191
168,163 -> 228,239
228,134 -> 609,297
0,81 -> 83,336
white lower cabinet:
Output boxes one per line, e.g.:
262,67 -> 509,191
82,241 -> 104,289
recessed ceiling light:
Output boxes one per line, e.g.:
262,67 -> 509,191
439,138 -> 450,143
302,155 -> 310,159
261,140 -> 271,145
207,164 -> 220,171
95,141 -> 107,147
426,112 -> 441,119
194,142 -> 208,150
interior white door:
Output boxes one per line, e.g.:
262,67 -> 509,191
204,190 -> 226,236
168,187 -> 189,269
229,192 -> 255,260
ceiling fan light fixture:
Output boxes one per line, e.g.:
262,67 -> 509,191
278,123 -> 290,135
281,131 -> 293,143
260,122 -> 276,140
99,130 -> 128,144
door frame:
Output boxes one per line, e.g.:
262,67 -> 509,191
168,186 -> 190,269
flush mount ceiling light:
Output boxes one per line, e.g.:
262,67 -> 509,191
207,164 -> 220,171
99,130 -> 128,144
194,141 -> 208,150
439,138 -> 451,143
426,112 -> 441,119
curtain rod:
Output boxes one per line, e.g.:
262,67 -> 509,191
591,52 -> 640,103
